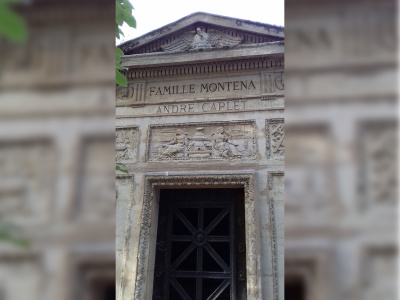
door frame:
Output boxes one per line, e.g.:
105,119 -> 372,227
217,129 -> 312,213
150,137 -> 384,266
133,172 -> 263,300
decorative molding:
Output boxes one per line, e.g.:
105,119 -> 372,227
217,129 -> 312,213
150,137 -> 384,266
266,118 -> 285,160
146,120 -> 256,162
125,57 -> 284,80
134,173 -> 262,300
260,71 -> 285,99
116,126 -> 139,164
128,25 -> 281,55
267,171 -> 284,300
357,120 -> 398,210
116,82 -> 146,107
116,174 -> 135,300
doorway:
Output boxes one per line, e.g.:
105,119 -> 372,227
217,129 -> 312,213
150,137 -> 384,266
151,188 -> 247,300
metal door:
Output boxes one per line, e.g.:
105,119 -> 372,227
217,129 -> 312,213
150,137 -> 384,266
152,188 -> 247,300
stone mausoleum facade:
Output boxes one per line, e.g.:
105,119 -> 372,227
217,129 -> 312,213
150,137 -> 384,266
116,12 -> 284,300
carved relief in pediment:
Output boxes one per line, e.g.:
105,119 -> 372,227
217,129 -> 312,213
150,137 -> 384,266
147,121 -> 256,161
160,27 -> 243,52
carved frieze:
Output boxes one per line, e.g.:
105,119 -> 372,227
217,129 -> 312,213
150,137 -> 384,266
260,71 -> 284,99
147,121 -> 256,161
116,127 -> 139,164
266,118 -> 284,160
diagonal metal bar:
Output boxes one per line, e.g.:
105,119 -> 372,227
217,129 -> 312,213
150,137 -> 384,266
174,208 -> 197,234
171,243 -> 196,270
204,244 -> 230,272
207,279 -> 230,300
204,208 -> 230,234
169,277 -> 192,300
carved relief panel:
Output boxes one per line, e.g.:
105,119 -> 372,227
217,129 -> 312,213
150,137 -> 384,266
146,121 -> 256,161
358,120 -> 397,209
0,141 -> 55,224
116,127 -> 139,164
266,118 -> 284,160
116,82 -> 146,107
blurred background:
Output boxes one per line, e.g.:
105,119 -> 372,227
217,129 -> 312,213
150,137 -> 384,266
0,0 -> 397,299
285,0 -> 397,299
0,0 -> 116,299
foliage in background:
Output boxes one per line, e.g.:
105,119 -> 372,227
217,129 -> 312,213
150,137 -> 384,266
0,216 -> 29,248
0,0 -> 29,248
116,0 -> 136,87
0,0 -> 27,43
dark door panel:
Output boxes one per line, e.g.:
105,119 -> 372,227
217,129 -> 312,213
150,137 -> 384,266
152,188 -> 247,300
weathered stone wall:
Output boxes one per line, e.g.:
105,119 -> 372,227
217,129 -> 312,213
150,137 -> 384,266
0,1 -> 116,299
117,21 -> 285,299
285,0 -> 397,299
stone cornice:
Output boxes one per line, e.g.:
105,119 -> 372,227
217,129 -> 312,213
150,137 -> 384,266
119,12 -> 284,54
123,56 -> 284,80
121,41 -> 284,68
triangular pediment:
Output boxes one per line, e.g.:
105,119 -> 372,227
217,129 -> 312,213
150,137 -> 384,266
119,12 -> 284,55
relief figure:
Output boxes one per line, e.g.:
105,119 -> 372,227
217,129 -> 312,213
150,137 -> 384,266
116,130 -> 135,162
210,127 -> 243,158
158,129 -> 189,158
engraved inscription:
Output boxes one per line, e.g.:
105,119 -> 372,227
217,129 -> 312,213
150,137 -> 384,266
116,127 -> 139,163
266,118 -> 284,160
147,121 -> 256,161
146,75 -> 260,104
148,80 -> 256,96
156,100 -> 246,114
